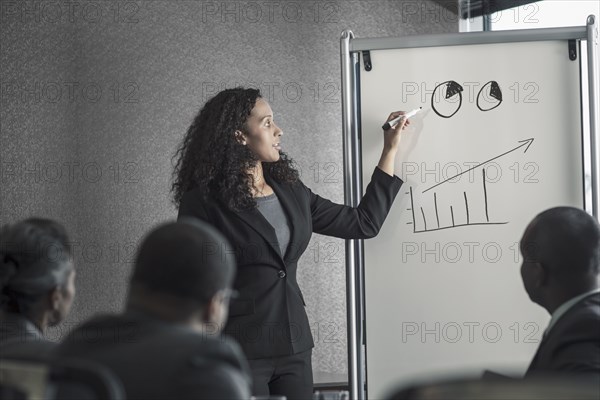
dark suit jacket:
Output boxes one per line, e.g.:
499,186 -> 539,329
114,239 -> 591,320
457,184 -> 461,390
525,292 -> 600,376
0,313 -> 56,360
178,167 -> 403,359
56,310 -> 251,400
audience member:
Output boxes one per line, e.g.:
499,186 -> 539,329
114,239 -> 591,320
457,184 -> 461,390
0,217 -> 75,359
519,206 -> 600,376
56,218 -> 251,399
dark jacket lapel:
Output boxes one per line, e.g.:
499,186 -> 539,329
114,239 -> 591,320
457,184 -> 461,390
268,178 -> 304,262
234,206 -> 283,261
525,292 -> 600,375
232,177 -> 304,265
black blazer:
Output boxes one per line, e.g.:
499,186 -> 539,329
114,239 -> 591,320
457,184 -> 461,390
178,167 -> 403,359
56,310 -> 251,400
525,292 -> 600,376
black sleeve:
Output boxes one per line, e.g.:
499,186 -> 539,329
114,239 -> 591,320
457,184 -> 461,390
307,167 -> 403,239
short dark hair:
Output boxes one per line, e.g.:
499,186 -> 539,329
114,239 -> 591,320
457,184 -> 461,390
522,207 -> 600,276
0,218 -> 73,313
131,218 -> 235,304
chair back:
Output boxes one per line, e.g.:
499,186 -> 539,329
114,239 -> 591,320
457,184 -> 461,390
0,357 -> 125,400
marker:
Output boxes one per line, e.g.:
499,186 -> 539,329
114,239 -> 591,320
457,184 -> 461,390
382,107 -> 423,130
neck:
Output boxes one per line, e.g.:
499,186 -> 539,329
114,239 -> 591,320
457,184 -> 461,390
0,310 -> 46,333
250,162 -> 266,196
24,310 -> 48,334
126,289 -> 206,327
544,282 -> 598,314
21,300 -> 52,333
250,162 -> 264,182
126,303 -> 219,335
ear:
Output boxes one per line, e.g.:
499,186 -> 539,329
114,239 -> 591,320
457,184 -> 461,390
234,130 -> 247,145
202,294 -> 220,324
534,262 -> 548,287
48,286 -> 62,310
202,291 -> 229,326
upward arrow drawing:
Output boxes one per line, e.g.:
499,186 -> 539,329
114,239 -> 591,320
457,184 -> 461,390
422,138 -> 535,193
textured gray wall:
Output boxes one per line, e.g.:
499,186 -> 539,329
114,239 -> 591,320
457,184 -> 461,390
1,0 -> 457,377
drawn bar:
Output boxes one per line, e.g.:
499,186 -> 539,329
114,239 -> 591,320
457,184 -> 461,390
434,192 -> 440,228
410,187 -> 416,233
483,168 -> 489,222
464,192 -> 470,225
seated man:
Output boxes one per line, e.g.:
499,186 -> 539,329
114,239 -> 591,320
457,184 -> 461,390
519,206 -> 600,376
0,217 -> 76,360
56,219 -> 251,399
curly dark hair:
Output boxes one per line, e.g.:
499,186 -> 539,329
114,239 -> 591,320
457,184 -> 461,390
172,87 -> 299,211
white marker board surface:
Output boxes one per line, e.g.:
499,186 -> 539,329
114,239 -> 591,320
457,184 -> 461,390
359,40 -> 585,398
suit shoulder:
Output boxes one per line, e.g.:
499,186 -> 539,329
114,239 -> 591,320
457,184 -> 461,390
549,294 -> 600,343
183,336 -> 250,398
0,339 -> 56,361
180,187 -> 208,205
564,293 -> 600,323
272,177 -> 310,197
179,188 -> 224,221
581,292 -> 600,310
58,314 -> 134,348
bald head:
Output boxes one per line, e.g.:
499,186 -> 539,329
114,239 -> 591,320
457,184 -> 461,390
520,207 -> 600,310
522,207 -> 600,276
130,218 -> 236,306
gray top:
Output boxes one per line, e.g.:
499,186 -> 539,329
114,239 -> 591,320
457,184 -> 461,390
256,193 -> 290,258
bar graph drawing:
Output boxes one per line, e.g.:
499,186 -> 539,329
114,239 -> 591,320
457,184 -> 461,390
406,138 -> 534,233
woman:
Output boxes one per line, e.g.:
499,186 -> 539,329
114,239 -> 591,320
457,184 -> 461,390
0,218 -> 76,359
173,87 -> 409,399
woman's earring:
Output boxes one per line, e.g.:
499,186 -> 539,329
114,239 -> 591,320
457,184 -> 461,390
235,130 -> 246,145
